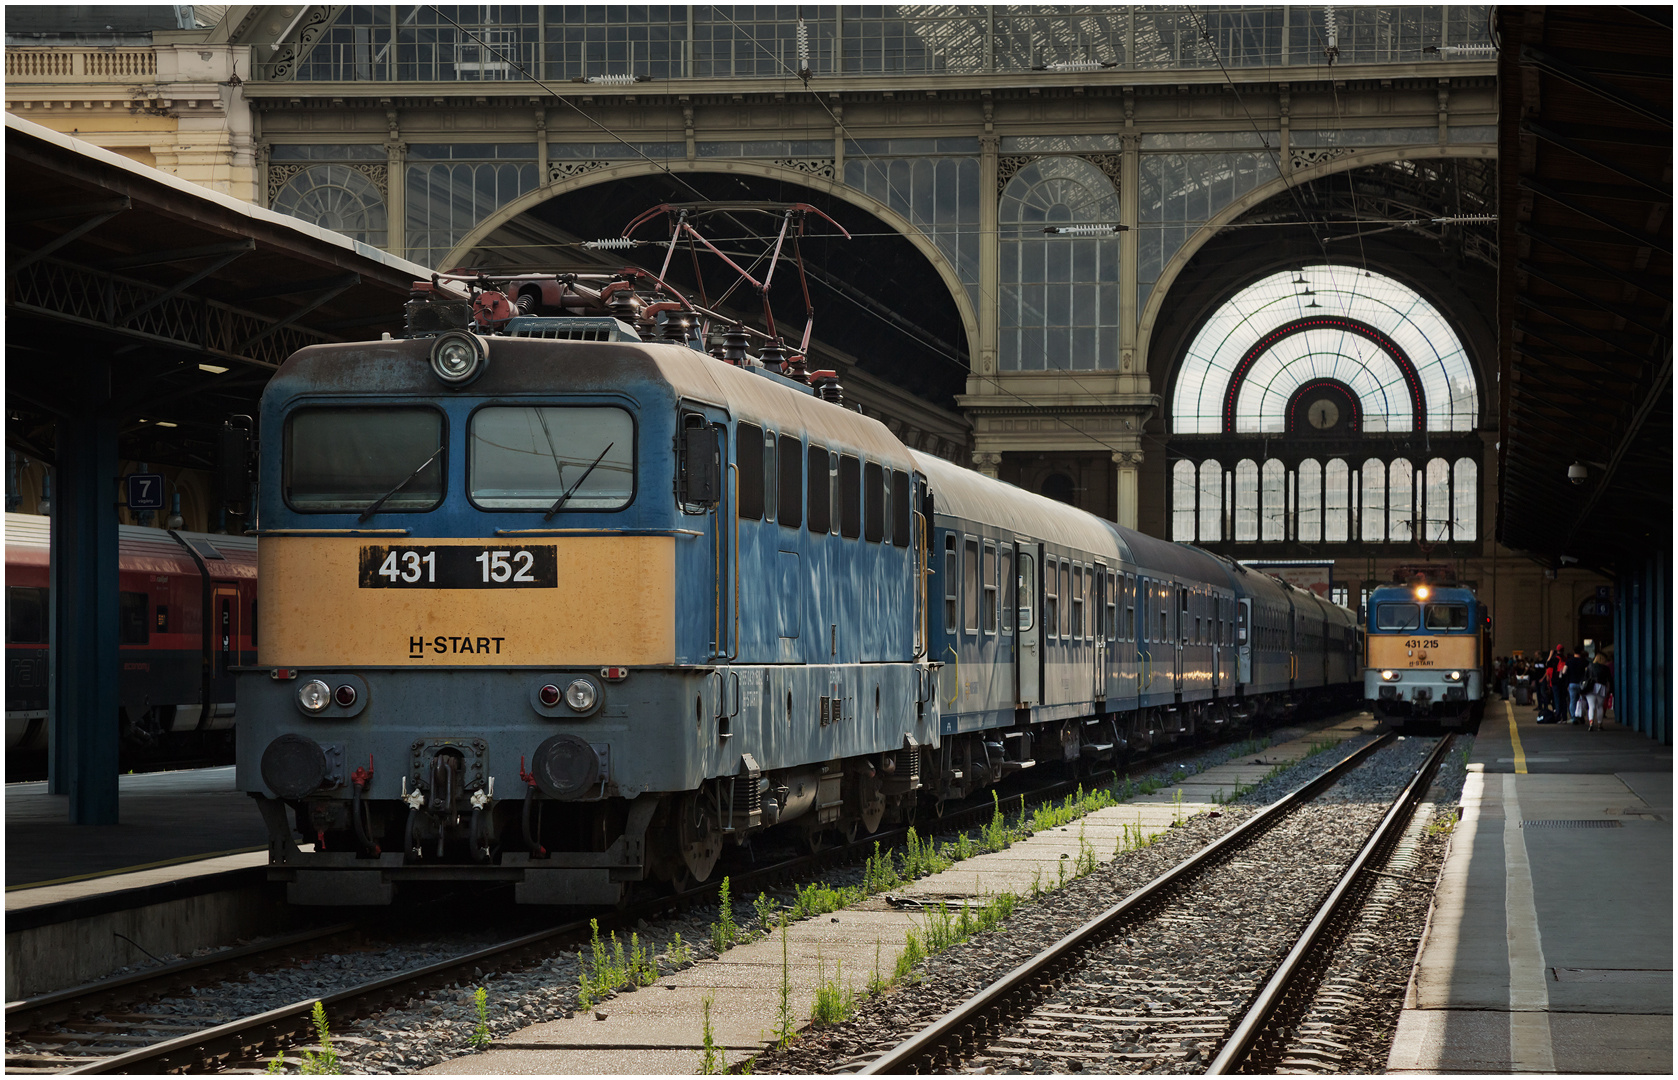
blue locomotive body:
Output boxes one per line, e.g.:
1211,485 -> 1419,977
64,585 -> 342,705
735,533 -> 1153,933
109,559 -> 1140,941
239,323 -> 1364,905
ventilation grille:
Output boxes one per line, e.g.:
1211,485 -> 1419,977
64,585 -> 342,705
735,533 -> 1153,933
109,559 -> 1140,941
503,316 -> 640,342
1520,819 -> 1623,828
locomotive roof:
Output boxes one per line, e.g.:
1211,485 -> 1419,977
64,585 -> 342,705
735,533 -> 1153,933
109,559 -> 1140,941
269,337 -> 914,468
909,453 -> 1133,562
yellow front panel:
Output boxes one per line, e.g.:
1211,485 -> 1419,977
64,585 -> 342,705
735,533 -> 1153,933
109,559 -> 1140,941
258,537 -> 675,667
1367,634 -> 1478,671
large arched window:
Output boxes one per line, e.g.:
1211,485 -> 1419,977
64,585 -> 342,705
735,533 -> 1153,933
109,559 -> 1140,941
1172,265 -> 1479,433
999,157 -> 1121,371
271,164 -> 388,247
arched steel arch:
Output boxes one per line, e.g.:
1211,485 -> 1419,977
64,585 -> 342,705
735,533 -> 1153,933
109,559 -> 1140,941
445,160 -> 982,368
1220,315 -> 1427,434
1137,144 -> 1497,383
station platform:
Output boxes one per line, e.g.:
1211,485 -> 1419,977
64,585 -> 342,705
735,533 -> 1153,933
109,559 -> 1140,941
1389,700 -> 1673,1074
5,766 -> 268,903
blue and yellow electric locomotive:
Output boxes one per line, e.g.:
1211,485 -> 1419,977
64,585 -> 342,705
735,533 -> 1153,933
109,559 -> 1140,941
239,267 -> 1366,906
1366,577 -> 1487,729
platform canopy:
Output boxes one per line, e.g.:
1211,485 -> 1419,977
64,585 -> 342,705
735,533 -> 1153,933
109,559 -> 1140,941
1495,6 -> 1672,568
6,113 -> 434,474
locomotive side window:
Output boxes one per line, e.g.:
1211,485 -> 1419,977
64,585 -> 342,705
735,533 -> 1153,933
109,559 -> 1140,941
943,535 -> 957,633
963,537 -> 979,634
807,444 -> 830,534
7,586 -> 46,644
285,407 -> 445,513
839,455 -> 861,538
469,406 -> 634,511
982,543 -> 997,634
736,423 -> 764,519
830,452 -> 841,534
1044,557 -> 1059,639
763,430 -> 778,523
777,434 -> 802,528
864,462 -> 886,542
1424,604 -> 1469,630
118,591 -> 149,645
891,471 -> 912,548
1000,549 -> 1014,633
1375,603 -> 1420,631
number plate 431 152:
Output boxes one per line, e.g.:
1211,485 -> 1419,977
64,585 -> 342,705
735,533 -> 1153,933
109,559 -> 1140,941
357,545 -> 558,589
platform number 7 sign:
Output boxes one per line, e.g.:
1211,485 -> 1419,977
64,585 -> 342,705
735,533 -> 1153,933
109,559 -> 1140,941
126,472 -> 165,512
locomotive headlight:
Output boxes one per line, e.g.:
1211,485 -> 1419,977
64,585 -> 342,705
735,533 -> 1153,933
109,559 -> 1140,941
297,678 -> 332,712
1444,670 -> 1464,682
565,678 -> 598,712
1380,670 -> 1402,682
429,331 -> 486,385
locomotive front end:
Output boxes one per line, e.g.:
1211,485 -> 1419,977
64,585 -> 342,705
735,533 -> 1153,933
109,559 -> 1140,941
1365,583 -> 1484,730
238,332 -> 726,905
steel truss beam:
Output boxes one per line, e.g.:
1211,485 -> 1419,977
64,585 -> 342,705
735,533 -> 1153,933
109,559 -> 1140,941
7,256 -> 329,370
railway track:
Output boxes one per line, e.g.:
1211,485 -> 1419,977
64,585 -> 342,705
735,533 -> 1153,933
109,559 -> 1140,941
5,716 -> 1353,1074
856,731 -> 1452,1074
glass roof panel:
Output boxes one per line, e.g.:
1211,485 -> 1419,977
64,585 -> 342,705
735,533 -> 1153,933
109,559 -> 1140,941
1171,265 -> 1478,433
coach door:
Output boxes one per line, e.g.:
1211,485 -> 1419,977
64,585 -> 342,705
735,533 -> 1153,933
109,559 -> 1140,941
1175,586 -> 1187,691
208,584 -> 239,705
1092,562 -> 1107,700
1015,544 -> 1039,706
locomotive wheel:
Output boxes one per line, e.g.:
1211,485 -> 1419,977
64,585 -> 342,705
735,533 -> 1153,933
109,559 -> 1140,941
676,791 -> 721,884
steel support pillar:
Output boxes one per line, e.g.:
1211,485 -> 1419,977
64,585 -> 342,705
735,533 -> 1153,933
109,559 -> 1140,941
50,359 -> 121,823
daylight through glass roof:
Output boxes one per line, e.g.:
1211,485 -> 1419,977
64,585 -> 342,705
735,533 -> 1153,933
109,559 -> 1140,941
1171,265 -> 1478,434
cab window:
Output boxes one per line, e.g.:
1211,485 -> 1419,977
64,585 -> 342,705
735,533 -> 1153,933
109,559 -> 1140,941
1376,603 -> 1420,631
285,407 -> 444,513
469,406 -> 634,511
1424,604 -> 1469,630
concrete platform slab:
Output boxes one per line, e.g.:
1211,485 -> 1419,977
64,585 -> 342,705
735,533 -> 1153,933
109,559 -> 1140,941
1390,700 -> 1672,1074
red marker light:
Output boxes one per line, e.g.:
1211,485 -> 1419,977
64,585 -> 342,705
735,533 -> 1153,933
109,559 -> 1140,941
601,667 -> 629,682
539,684 -> 562,707
334,684 -> 358,708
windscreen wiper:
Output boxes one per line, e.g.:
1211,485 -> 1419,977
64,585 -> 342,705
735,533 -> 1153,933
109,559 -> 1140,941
544,442 -> 614,519
358,445 -> 444,523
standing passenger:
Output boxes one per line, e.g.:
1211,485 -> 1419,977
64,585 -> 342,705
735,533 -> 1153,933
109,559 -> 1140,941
1563,645 -> 1590,724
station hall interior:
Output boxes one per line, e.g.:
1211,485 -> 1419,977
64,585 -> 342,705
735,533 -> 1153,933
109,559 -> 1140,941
3,3 -> 1671,825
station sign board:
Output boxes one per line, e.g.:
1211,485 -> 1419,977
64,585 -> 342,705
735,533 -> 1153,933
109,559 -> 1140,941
126,472 -> 165,512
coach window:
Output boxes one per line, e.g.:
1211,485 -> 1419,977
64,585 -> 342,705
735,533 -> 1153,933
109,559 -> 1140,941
963,537 -> 980,634
119,591 -> 149,645
7,586 -> 46,644
1083,567 -> 1093,641
1016,553 -> 1035,630
1071,566 -> 1084,643
839,455 -> 862,538
982,543 -> 998,633
891,471 -> 912,548
736,423 -> 764,519
285,406 -> 445,513
1059,561 -> 1071,641
763,430 -> 778,523
1000,548 -> 1014,633
1106,573 -> 1117,642
807,444 -> 830,533
943,536 -> 957,633
1124,574 -> 1134,643
1044,557 -> 1059,639
864,462 -> 886,542
778,434 -> 802,528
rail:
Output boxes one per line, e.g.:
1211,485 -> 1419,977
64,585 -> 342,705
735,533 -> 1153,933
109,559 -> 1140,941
1208,732 -> 1455,1073
859,729 -> 1397,1074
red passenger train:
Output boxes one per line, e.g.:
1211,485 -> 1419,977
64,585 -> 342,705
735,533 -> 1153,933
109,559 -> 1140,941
5,512 -> 257,755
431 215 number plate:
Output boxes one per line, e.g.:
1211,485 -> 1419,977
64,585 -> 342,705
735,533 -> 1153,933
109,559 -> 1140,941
357,545 -> 558,589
